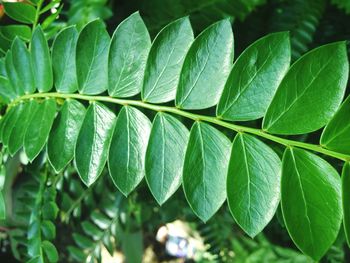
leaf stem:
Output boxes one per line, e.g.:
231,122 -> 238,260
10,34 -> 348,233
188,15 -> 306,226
9,92 -> 350,162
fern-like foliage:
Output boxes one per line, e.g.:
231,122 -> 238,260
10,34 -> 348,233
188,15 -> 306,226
1,11 -> 350,261
269,0 -> 326,60
132,0 -> 266,33
332,0 -> 350,14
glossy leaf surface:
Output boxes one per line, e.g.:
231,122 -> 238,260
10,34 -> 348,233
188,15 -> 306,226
263,42 -> 348,134
24,99 -> 57,161
217,32 -> 290,121
227,133 -> 281,237
176,19 -> 234,109
48,100 -> 86,173
3,2 -> 36,24
108,12 -> 151,97
142,17 -> 193,103
52,26 -> 79,93
75,103 -> 116,186
5,50 -> 24,96
145,113 -> 189,205
76,20 -> 110,94
281,148 -> 342,260
109,106 -> 151,196
321,95 -> 350,155
183,122 -> 231,222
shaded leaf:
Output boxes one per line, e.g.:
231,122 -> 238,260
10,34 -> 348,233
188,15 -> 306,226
48,99 -> 86,173
3,2 -> 36,24
24,99 -> 57,161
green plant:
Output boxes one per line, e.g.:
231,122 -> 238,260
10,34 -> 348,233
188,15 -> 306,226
1,6 -> 350,262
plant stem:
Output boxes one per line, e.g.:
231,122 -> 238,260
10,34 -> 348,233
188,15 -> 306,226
32,0 -> 45,32
9,92 -> 350,162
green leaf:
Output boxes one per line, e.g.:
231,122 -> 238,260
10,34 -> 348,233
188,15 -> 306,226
75,102 -> 116,187
2,103 -> 26,148
48,99 -> 86,173
8,100 -> 39,155
175,19 -> 234,109
76,19 -> 110,95
82,221 -> 102,239
3,2 -> 36,24
142,17 -> 194,103
109,106 -> 151,196
145,112 -> 189,205
11,38 -> 36,94
263,42 -> 349,134
342,163 -> 350,248
182,122 -> 231,222
24,99 -> 57,161
0,76 -> 16,103
217,32 -> 291,121
67,246 -> 86,262
90,211 -> 110,229
31,26 -> 53,93
0,191 -> 5,220
41,220 -> 56,240
52,26 -> 79,93
42,202 -> 59,220
227,133 -> 281,237
281,148 -> 342,260
320,95 -> 350,155
5,50 -> 24,96
73,233 -> 94,249
0,25 -> 31,42
108,12 -> 151,97
42,241 -> 58,263
0,106 -> 16,143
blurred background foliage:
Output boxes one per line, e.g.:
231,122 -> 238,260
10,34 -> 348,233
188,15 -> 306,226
1,0 -> 350,262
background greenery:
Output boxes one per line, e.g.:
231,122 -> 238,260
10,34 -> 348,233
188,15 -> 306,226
1,0 -> 350,262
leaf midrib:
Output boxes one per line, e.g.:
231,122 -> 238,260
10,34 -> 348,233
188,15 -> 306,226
9,92 -> 350,162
